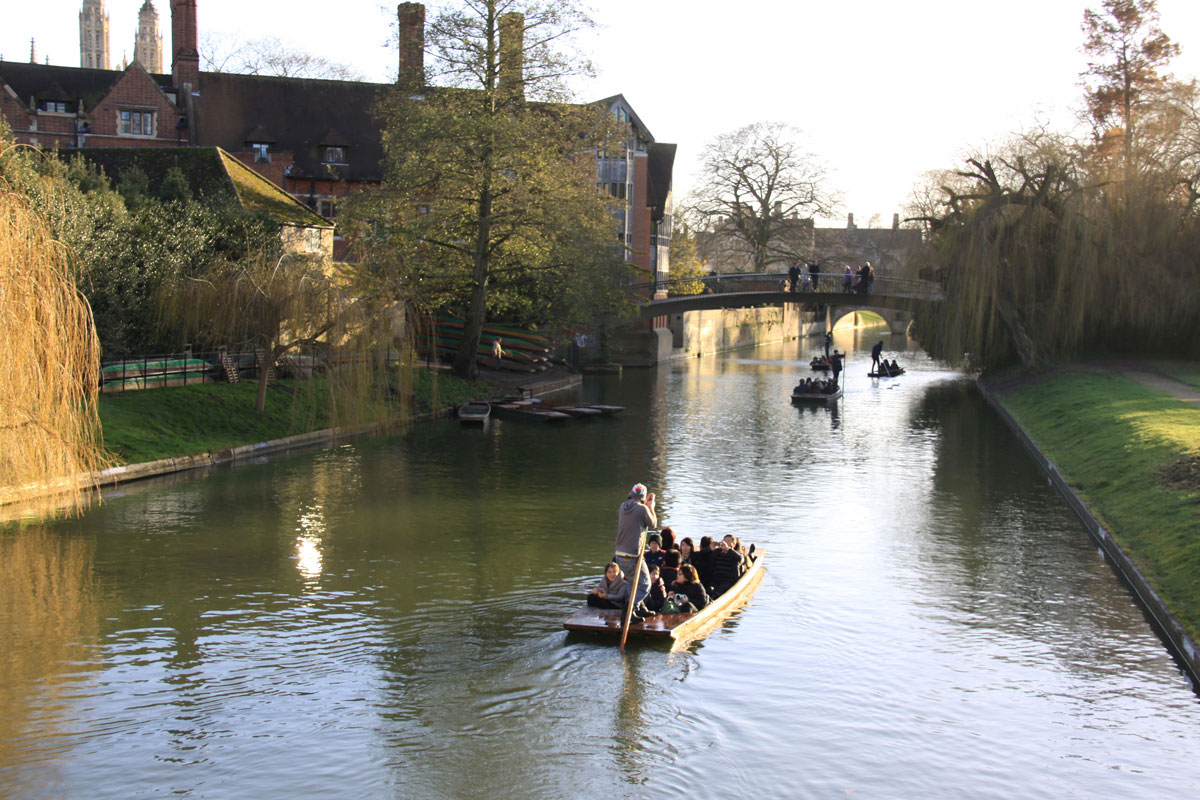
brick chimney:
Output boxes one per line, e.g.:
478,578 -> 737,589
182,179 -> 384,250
892,213 -> 900,230
171,0 -> 199,92
847,212 -> 855,229
498,12 -> 524,99
397,2 -> 425,91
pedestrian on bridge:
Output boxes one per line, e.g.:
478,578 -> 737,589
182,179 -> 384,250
788,262 -> 801,293
843,265 -> 853,293
808,262 -> 821,291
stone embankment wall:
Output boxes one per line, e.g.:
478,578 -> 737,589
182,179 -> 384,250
979,381 -> 1199,689
668,303 -> 823,359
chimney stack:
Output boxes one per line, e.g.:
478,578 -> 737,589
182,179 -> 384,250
498,12 -> 524,100
171,0 -> 199,92
847,213 -> 855,229
397,3 -> 425,91
892,213 -> 900,230
773,201 -> 782,218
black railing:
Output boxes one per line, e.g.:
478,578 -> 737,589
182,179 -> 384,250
632,273 -> 944,301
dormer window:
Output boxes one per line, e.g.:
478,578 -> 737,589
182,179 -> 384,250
41,101 -> 69,113
322,146 -> 347,165
251,143 -> 270,163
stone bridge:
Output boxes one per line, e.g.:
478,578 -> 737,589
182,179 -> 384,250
638,273 -> 943,336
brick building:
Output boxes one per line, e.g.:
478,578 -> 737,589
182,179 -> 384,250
1,1 -> 673,279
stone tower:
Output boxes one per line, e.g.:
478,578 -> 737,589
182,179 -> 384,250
79,0 -> 111,70
134,0 -> 163,73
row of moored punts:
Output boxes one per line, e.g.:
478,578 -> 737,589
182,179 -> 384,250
458,397 -> 625,424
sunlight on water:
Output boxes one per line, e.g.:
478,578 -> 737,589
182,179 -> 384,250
1,332 -> 1198,799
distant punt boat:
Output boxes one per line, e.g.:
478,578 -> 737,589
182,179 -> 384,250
791,388 -> 842,403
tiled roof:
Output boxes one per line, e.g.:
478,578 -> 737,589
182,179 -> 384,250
193,71 -> 388,183
0,60 -> 172,111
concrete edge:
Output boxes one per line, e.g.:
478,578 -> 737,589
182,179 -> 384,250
977,378 -> 1199,689
2,373 -> 583,509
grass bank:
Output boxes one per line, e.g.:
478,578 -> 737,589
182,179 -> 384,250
987,367 -> 1200,641
98,370 -> 503,464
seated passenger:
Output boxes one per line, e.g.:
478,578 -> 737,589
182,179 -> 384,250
586,562 -> 628,609
672,564 -> 710,611
645,564 -> 667,612
660,526 -> 677,552
643,535 -> 665,569
678,538 -> 697,567
708,538 -> 744,596
661,549 -> 681,587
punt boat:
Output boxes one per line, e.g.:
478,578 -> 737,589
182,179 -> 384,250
563,548 -> 766,645
457,401 -> 491,423
791,387 -> 842,403
867,368 -> 905,377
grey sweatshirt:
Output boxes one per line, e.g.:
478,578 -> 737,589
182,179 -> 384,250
615,498 -> 657,556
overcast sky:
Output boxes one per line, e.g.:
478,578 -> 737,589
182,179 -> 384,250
6,0 -> 1200,225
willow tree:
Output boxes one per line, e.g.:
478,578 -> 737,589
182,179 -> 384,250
350,0 -> 621,379
0,134 -> 110,512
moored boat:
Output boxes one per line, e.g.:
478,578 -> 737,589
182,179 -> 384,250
490,400 -> 571,422
457,401 -> 491,423
563,547 -> 766,645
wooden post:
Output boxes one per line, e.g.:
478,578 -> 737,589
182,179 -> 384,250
619,532 -> 647,653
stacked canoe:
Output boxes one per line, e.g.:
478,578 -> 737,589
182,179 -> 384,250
419,317 -> 553,373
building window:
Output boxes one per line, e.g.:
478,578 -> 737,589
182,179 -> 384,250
305,228 -> 322,253
322,146 -> 346,164
417,204 -> 430,215
317,199 -> 337,220
41,101 -> 68,113
119,110 -> 155,136
251,143 -> 270,163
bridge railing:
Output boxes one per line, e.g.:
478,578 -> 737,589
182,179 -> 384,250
632,273 -> 943,301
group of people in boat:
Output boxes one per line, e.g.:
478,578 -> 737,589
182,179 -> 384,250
587,484 -> 754,622
793,376 -> 839,395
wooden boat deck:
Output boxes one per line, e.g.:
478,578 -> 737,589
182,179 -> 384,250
563,549 -> 766,644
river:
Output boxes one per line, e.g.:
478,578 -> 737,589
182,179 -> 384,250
2,332 -> 1199,799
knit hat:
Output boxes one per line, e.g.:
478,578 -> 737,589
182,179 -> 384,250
631,483 -> 647,499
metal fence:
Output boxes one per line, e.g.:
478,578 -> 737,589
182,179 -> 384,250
98,348 -> 266,392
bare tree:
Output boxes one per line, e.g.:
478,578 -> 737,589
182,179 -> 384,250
200,33 -> 364,81
691,122 -> 836,272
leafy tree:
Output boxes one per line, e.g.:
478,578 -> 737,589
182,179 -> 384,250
347,0 -> 622,379
691,122 -> 835,272
666,220 -> 708,295
1081,0 -> 1180,178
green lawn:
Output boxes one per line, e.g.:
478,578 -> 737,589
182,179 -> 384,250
995,368 -> 1200,639
98,369 -> 504,464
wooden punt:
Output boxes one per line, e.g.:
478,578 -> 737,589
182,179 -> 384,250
791,388 -> 842,403
809,358 -> 831,371
563,548 -> 766,645
867,368 -> 905,377
457,402 -> 491,423
490,401 -> 571,422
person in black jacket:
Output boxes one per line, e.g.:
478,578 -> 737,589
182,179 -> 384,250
692,536 -> 714,588
708,538 -> 744,597
670,564 -> 710,611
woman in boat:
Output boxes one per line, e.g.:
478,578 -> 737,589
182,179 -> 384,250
586,562 -> 629,609
659,526 -> 677,553
693,536 -> 715,588
672,564 -> 710,611
724,534 -> 752,571
678,537 -> 697,567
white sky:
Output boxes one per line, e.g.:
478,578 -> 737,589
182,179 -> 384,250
6,0 -> 1200,225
